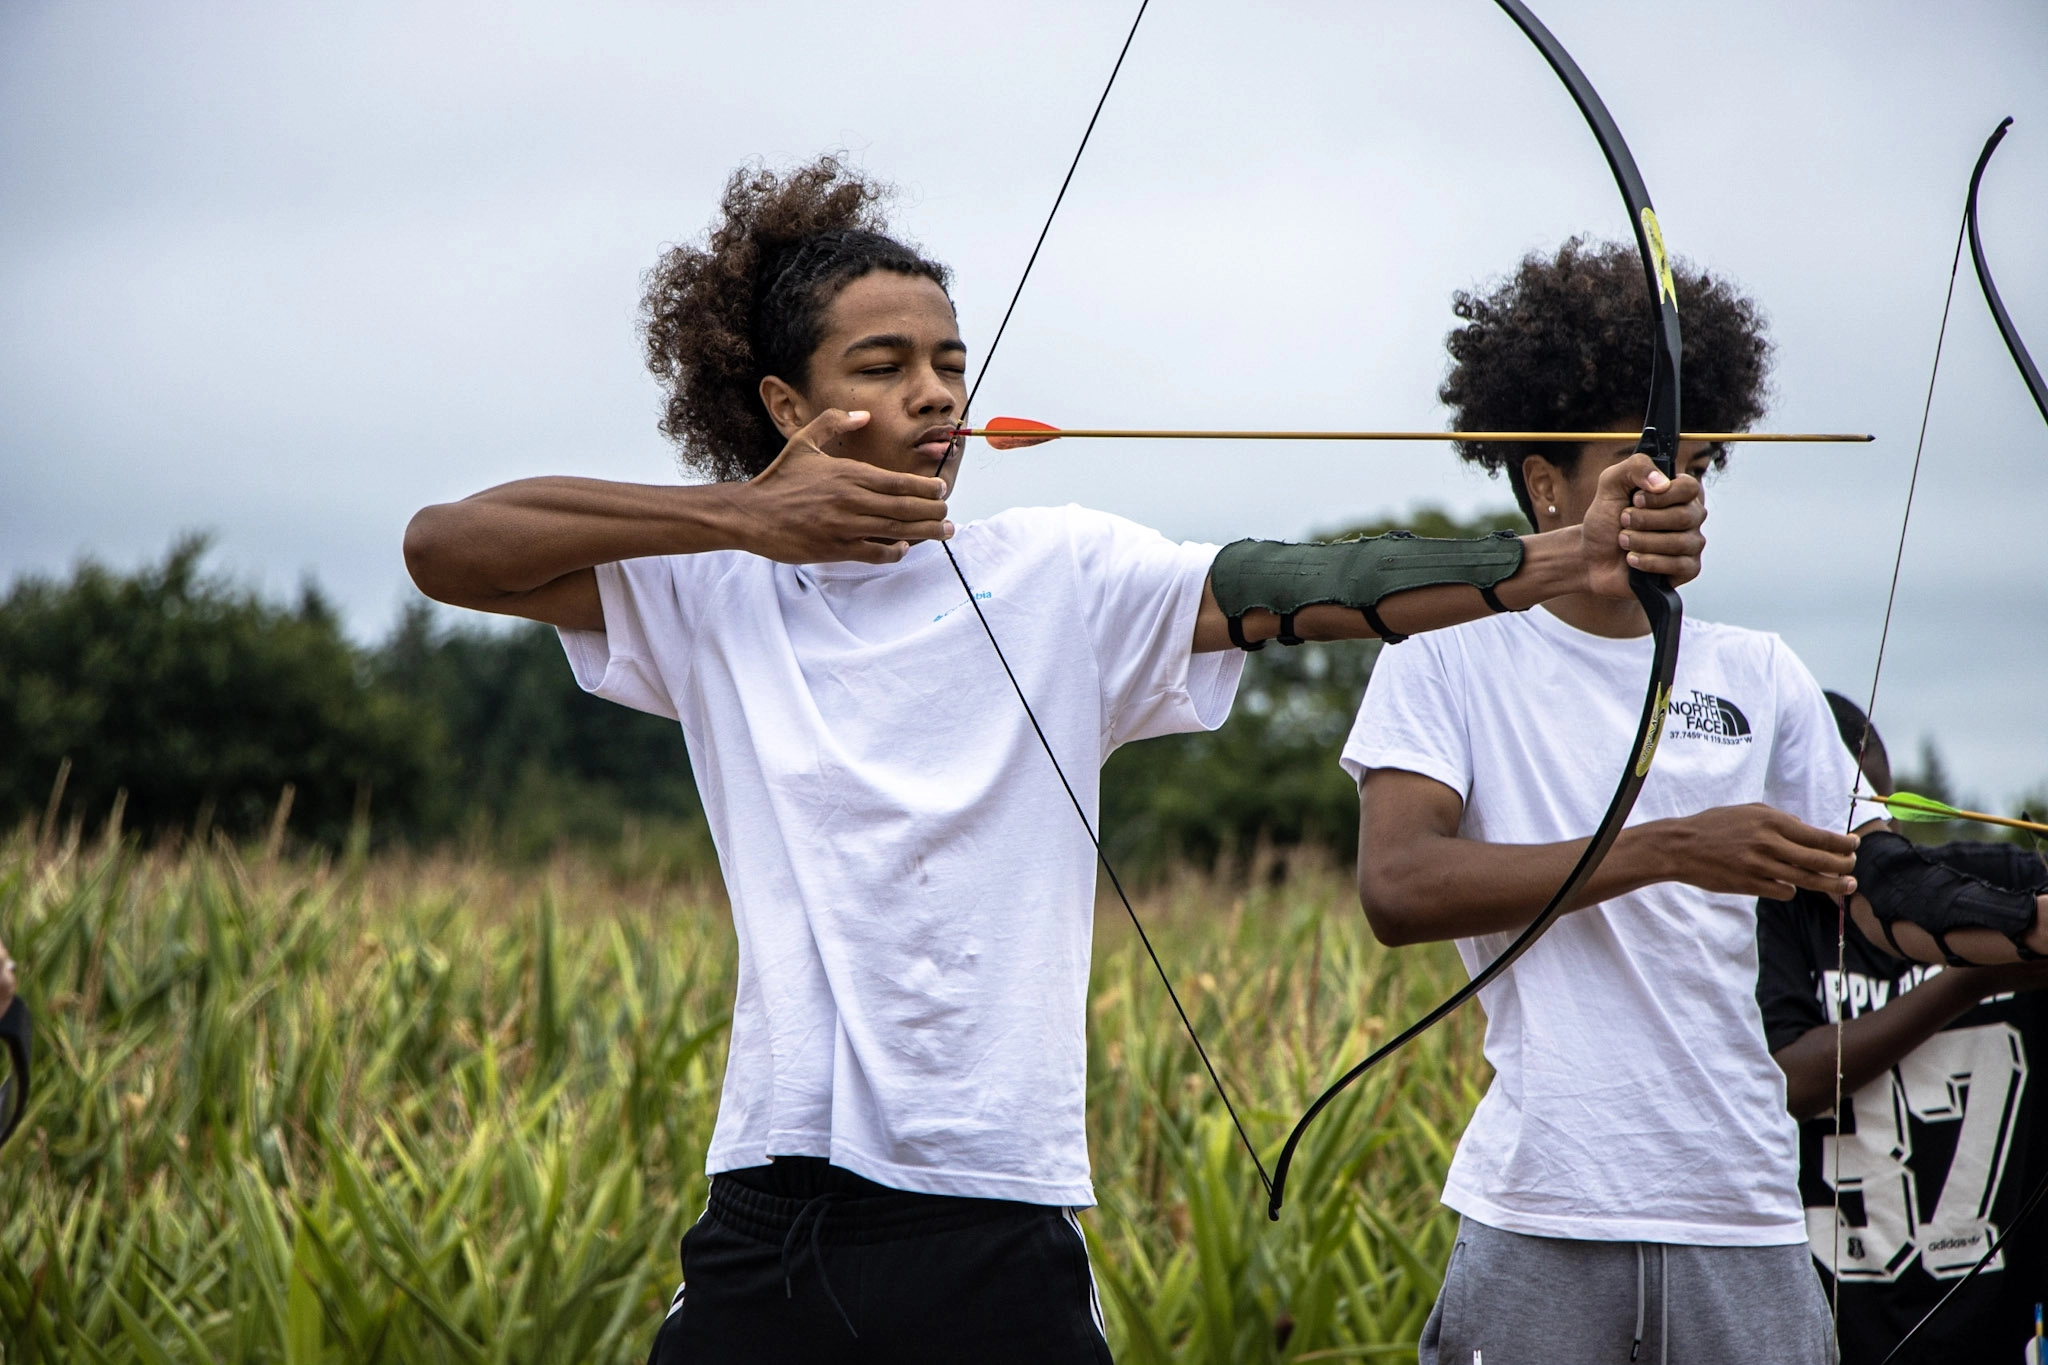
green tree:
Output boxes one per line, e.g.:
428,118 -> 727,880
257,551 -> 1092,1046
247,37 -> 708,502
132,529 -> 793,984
0,536 -> 440,842
376,604 -> 704,857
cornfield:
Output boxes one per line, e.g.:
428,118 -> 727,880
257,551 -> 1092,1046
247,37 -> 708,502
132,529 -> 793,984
0,826 -> 1488,1363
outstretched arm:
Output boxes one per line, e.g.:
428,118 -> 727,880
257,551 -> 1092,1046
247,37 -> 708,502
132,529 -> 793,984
1194,451 -> 1703,652
1772,962 -> 2048,1119
404,410 -> 951,631
1356,768 -> 1861,946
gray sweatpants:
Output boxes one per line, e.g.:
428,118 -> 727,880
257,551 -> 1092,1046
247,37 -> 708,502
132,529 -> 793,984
1419,1216 -> 1836,1365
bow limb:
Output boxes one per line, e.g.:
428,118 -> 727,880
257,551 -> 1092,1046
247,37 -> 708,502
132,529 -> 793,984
1266,0 -> 1685,1220
1967,118 -> 2048,425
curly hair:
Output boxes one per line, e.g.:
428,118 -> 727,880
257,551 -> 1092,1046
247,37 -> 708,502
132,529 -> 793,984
1439,237 -> 1772,528
640,156 -> 954,482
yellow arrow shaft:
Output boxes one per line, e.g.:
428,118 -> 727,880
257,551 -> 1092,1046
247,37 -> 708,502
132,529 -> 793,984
1875,795 -> 2048,836
957,428 -> 1872,443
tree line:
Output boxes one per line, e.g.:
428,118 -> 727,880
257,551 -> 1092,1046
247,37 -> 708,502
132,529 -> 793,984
0,535 -> 702,862
6,514 -> 2003,878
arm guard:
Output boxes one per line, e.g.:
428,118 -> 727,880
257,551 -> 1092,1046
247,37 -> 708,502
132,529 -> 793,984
1856,830 -> 2047,964
1209,530 -> 1525,651
1925,839 -> 2048,894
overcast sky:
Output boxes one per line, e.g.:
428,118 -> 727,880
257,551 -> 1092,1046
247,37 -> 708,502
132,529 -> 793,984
3,0 -> 2045,804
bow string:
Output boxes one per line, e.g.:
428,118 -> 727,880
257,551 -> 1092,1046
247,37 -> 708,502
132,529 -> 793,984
941,0 -> 1691,1219
930,1 -> 1285,1196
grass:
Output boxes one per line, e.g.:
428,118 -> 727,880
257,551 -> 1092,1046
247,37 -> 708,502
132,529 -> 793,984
0,828 -> 1488,1364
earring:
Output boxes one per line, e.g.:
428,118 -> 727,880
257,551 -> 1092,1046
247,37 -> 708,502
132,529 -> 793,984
1546,504 -> 1557,515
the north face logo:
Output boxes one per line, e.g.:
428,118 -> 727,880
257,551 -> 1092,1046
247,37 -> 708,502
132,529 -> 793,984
1668,690 -> 1752,743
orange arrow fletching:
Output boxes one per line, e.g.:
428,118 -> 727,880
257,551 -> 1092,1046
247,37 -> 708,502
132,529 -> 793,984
978,416 -> 1062,450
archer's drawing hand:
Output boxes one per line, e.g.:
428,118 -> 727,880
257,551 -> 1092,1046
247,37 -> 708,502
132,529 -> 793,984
1580,454 -> 1705,597
736,409 -> 952,564
1656,803 -> 1859,900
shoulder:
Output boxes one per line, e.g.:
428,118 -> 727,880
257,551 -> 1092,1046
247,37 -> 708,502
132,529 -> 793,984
1679,618 -> 1844,736
1403,609 -> 1534,664
1365,613 -> 1512,693
1370,611 -> 1524,684
1678,616 -> 1782,657
946,508 -> 1084,577
959,504 -> 1073,546
619,549 -> 758,592
960,504 -> 1206,570
603,551 -> 763,622
965,504 -> 1157,544
1682,618 -> 1832,679
1679,618 -> 1817,688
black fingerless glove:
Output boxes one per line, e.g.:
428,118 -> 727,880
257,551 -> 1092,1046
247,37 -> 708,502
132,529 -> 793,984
1856,830 -> 2044,965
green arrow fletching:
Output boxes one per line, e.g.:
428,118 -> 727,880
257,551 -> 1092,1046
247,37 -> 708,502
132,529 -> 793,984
1879,790 -> 1965,823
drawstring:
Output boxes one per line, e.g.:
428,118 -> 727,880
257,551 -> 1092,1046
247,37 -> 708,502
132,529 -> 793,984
1628,1243 -> 1671,1364
779,1192 -> 857,1339
1630,1243 -> 1645,1361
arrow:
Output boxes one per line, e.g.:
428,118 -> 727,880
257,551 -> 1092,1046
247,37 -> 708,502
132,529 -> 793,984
955,416 -> 1874,451
1874,790 -> 2048,837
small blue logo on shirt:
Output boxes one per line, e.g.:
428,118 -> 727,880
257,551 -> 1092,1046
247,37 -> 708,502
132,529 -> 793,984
933,591 -> 993,623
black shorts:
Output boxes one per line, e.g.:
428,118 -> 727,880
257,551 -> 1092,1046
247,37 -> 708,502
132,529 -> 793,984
645,1158 -> 1113,1365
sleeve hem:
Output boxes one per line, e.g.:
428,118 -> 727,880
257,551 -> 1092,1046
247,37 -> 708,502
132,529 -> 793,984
1182,543 -> 1242,731
1098,533 -> 1243,749
550,559 -> 683,722
1186,647 -> 1246,731
1340,745 -> 1470,799
557,623 -> 612,693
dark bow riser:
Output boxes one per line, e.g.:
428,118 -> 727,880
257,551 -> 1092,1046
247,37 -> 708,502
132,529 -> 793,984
1266,0 -> 1686,1219
935,0 -> 1692,1222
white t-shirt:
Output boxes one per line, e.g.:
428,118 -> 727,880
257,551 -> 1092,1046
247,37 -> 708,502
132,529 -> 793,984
1341,605 -> 1886,1245
558,505 -> 1242,1206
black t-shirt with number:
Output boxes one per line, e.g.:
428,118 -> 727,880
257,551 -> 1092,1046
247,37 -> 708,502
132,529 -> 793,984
1756,889 -> 2048,1364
